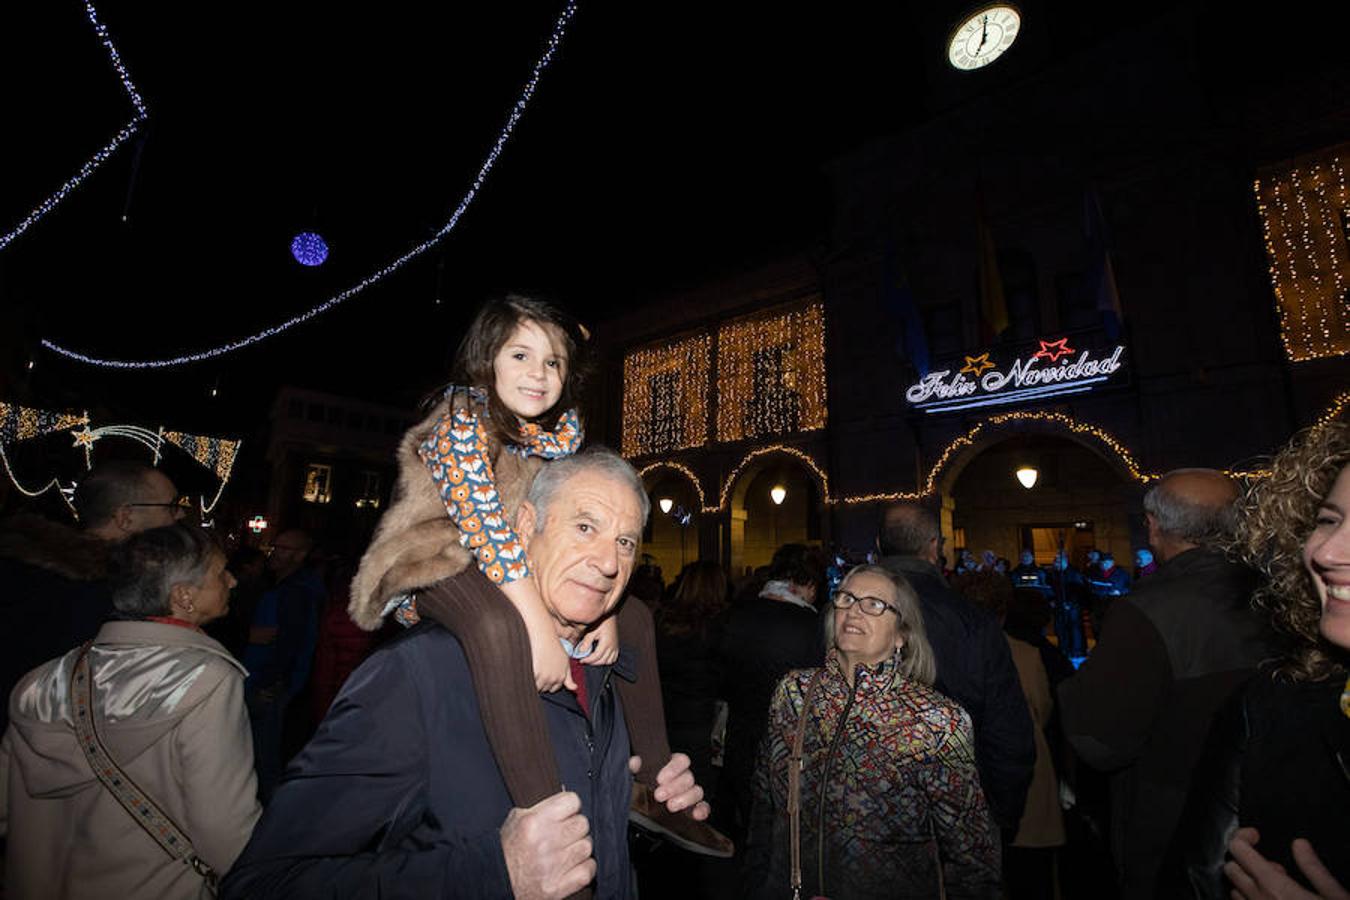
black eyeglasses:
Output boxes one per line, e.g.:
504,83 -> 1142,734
831,589 -> 900,617
126,498 -> 192,518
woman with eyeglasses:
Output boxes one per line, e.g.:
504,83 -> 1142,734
743,565 -> 1001,900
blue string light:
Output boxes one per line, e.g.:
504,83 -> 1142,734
0,0 -> 149,252
42,0 -> 580,369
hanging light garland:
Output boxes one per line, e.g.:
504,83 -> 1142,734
40,0 -> 580,369
715,303 -> 827,442
713,444 -> 832,513
0,0 -> 149,252
1317,389 -> 1350,427
653,409 -> 1277,514
622,331 -> 712,457
0,401 -> 240,519
634,460 -> 707,510
1254,144 -> 1350,362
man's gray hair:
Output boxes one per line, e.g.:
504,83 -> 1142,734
108,524 -> 219,619
1142,469 -> 1239,545
878,503 -> 941,558
525,447 -> 650,531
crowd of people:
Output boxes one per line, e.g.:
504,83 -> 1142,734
0,293 -> 1346,899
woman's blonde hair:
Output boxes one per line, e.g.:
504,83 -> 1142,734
824,564 -> 937,686
1235,422 -> 1350,682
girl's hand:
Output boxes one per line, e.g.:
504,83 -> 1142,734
524,619 -> 575,693
581,615 -> 620,666
503,577 -> 577,693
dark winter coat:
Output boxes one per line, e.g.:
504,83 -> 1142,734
716,595 -> 825,836
221,621 -> 636,900
877,556 -> 1036,833
0,513 -> 113,735
1160,673 -> 1350,898
1057,546 -> 1269,900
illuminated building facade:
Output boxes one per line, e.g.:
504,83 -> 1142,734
592,8 -> 1350,578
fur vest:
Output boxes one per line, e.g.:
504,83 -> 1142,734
347,395 -> 542,631
0,512 -> 111,581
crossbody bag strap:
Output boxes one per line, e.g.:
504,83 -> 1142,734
788,668 -> 826,900
72,642 -> 219,891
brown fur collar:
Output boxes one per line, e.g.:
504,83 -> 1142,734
348,395 -> 542,631
0,513 -> 111,581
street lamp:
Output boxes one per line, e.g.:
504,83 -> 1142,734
770,485 -> 787,505
1015,466 -> 1039,489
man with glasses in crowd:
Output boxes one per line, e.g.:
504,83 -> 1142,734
0,460 -> 185,733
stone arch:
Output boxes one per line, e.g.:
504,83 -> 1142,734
723,447 -> 830,577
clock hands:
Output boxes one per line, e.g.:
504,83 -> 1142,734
973,14 -> 989,55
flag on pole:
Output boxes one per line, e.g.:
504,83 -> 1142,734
976,190 -> 1010,343
1085,187 -> 1124,340
883,240 -> 931,377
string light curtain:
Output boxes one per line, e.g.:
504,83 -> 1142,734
715,302 -> 826,443
1255,143 -> 1350,361
621,331 -> 712,457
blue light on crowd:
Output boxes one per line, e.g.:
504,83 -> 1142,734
290,232 -> 329,267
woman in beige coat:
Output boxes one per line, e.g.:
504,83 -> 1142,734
1,523 -> 261,899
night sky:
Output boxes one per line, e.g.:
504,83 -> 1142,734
0,0 -> 1321,437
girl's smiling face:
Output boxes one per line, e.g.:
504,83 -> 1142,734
493,319 -> 567,419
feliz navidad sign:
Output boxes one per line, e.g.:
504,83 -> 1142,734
906,337 -> 1127,414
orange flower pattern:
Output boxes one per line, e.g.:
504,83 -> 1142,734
392,402 -> 582,627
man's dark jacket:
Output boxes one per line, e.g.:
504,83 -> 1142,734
1057,546 -> 1268,900
716,596 -> 824,837
221,622 -> 635,899
878,556 -> 1035,831
0,514 -> 112,735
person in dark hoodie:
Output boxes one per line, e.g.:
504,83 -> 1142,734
0,460 -> 183,733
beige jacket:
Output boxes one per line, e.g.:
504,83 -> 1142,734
1,621 -> 261,900
1006,635 -> 1066,848
348,394 -> 541,630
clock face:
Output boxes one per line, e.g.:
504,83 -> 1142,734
947,5 -> 1021,71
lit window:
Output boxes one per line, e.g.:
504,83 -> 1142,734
302,463 -> 332,504
1255,143 -> 1350,361
716,302 -> 827,442
355,470 -> 382,509
622,331 -> 712,457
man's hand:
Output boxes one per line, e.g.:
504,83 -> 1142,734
629,752 -> 711,820
581,615 -> 621,667
1225,827 -> 1349,900
500,791 -> 595,900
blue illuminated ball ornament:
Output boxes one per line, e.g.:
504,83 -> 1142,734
290,232 -> 329,267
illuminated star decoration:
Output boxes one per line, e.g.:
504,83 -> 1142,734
960,353 -> 996,376
41,0 -> 580,370
71,427 -> 98,449
1032,338 -> 1076,363
0,0 -> 149,252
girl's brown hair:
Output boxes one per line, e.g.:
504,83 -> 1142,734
448,294 -> 591,450
1235,422 -> 1350,682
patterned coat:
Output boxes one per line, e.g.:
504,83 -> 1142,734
744,651 -> 1001,900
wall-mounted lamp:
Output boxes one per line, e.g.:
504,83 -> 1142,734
1015,466 -> 1039,489
770,485 -> 787,505
658,497 -> 674,514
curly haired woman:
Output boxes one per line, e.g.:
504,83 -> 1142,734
1165,422 -> 1350,899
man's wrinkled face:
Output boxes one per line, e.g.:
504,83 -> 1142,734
518,469 -> 645,634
